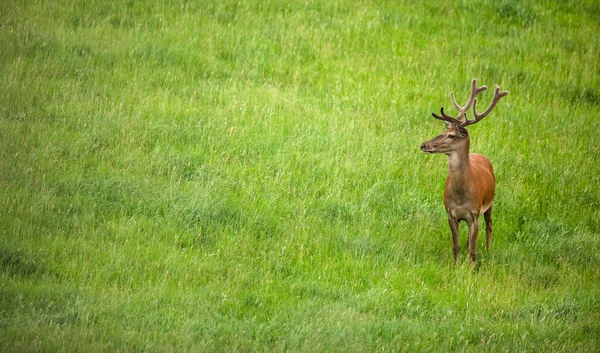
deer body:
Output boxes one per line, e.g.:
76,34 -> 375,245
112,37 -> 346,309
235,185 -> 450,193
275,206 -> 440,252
445,153 -> 494,221
420,79 -> 507,266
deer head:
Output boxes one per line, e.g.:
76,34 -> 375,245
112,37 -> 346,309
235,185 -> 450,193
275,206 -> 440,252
420,79 -> 508,155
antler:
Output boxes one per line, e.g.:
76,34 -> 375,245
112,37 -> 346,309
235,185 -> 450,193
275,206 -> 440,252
430,79 -> 508,128
461,85 -> 509,127
450,78 -> 488,121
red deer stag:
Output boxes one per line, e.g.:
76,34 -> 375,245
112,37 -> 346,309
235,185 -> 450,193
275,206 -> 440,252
420,79 -> 508,266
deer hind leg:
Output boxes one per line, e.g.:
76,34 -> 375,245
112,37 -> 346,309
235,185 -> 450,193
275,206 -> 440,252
484,204 -> 493,252
448,216 -> 460,265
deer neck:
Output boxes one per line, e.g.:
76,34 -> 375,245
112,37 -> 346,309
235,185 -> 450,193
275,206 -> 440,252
447,144 -> 472,195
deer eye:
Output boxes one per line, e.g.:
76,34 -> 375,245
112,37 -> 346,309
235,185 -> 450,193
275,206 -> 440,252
447,134 -> 456,139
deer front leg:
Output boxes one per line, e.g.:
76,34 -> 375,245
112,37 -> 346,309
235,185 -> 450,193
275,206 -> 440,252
448,215 -> 460,265
467,215 -> 479,265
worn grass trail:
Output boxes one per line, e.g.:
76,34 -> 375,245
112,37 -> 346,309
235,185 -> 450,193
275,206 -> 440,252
1,0 -> 599,352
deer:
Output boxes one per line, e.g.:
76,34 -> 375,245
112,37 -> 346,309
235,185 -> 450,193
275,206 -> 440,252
420,79 -> 508,267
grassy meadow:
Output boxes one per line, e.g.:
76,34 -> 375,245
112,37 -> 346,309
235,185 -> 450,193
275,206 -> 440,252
1,0 -> 599,351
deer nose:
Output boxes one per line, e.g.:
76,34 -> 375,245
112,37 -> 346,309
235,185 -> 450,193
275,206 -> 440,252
420,143 -> 426,151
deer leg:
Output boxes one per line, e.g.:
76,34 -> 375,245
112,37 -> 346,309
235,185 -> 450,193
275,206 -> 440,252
484,204 -> 493,252
467,216 -> 479,265
448,215 -> 460,265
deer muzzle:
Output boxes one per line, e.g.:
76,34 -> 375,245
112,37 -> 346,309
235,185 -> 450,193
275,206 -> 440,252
420,143 -> 433,154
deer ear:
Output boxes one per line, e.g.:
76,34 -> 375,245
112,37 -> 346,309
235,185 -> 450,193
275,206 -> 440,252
444,121 -> 453,129
457,126 -> 469,138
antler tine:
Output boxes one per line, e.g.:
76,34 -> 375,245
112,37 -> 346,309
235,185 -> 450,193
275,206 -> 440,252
450,78 -> 487,121
462,85 -> 509,127
432,107 -> 461,126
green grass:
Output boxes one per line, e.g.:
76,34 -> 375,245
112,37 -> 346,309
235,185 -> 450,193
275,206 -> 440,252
1,0 -> 599,351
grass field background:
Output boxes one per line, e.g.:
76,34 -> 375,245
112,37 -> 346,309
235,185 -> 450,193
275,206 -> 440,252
1,0 -> 599,351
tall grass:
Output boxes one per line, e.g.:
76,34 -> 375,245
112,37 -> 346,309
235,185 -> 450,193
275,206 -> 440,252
1,0 -> 598,351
